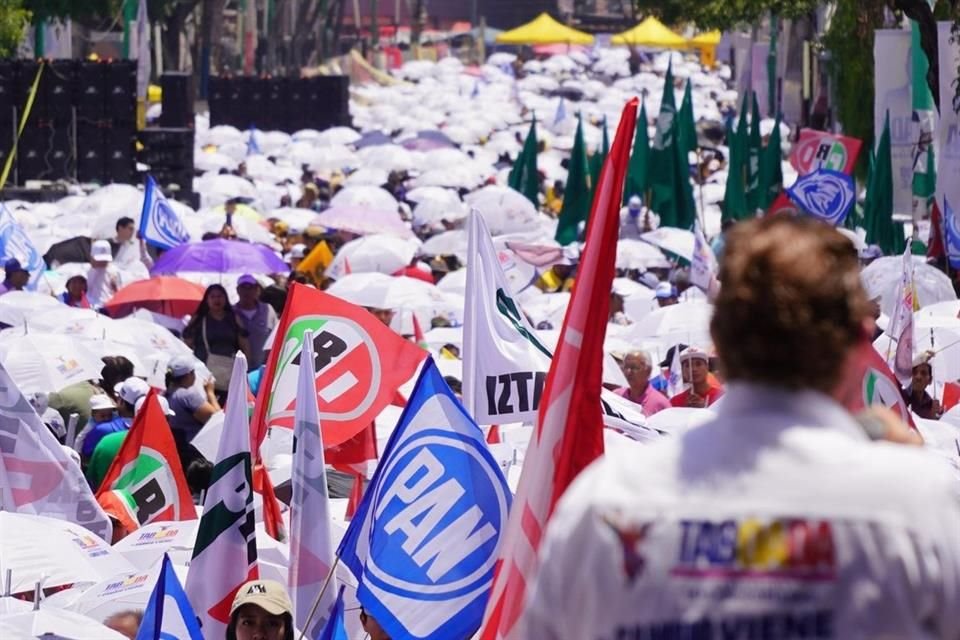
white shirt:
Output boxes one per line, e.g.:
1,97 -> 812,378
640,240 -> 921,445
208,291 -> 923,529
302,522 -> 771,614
86,264 -> 120,308
114,238 -> 154,270
523,384 -> 960,639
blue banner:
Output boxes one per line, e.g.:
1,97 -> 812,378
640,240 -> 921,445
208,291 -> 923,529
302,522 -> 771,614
0,203 -> 43,289
317,585 -> 349,640
338,357 -> 512,640
138,176 -> 191,250
786,168 -> 856,226
135,553 -> 203,640
945,198 -> 960,269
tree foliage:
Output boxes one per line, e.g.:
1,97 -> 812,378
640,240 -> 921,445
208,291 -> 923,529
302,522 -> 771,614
631,0 -> 820,32
0,0 -> 29,57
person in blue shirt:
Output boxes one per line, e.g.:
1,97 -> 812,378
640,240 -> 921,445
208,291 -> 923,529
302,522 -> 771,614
78,393 -> 130,461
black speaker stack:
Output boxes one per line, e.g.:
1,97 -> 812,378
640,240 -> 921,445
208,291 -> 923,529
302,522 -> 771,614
0,58 -> 137,185
208,75 -> 350,133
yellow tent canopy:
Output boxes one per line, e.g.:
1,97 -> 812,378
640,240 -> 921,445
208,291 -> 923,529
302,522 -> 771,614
495,13 -> 594,46
688,30 -> 722,46
610,17 -> 687,48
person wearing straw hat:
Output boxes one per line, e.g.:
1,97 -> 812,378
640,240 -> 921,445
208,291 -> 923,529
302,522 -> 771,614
226,579 -> 295,640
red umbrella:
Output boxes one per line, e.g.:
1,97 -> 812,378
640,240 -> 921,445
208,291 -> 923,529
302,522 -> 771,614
103,276 -> 206,318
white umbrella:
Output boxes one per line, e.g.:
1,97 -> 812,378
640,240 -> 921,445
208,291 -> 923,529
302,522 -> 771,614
616,238 -> 671,270
345,167 -> 389,186
861,255 -> 958,317
0,513 -> 133,593
521,292 -> 571,329
329,185 -> 398,212
52,562 -> 190,623
644,407 -> 715,434
0,607 -> 128,639
640,228 -> 694,262
0,330 -> 105,394
111,522 -> 198,571
627,300 -> 713,347
326,234 -> 420,278
916,300 -> 960,320
420,230 -> 468,260
267,207 -> 319,232
464,186 -> 541,235
0,291 -> 62,328
316,126 -> 361,146
326,273 -> 461,322
356,144 -> 418,173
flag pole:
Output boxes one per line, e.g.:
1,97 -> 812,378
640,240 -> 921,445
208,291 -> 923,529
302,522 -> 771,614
297,555 -> 342,640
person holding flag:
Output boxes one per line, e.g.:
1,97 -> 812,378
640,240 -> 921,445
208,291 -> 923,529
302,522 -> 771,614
521,215 -> 960,638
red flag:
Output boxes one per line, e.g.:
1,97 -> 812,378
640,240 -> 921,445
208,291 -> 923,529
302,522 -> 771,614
96,390 -> 197,535
928,199 -> 946,260
835,342 -> 916,429
479,98 -> 638,640
789,129 -> 862,176
943,382 -> 960,412
766,191 -> 799,217
253,463 -> 286,541
344,471 -> 365,520
486,424 -> 501,445
250,283 -> 426,451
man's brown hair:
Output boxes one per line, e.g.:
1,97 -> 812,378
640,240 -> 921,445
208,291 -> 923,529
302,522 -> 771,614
710,215 -> 871,393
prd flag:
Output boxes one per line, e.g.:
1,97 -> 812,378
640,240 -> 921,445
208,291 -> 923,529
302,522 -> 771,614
479,98 -> 639,640
0,360 -> 111,540
138,175 -> 191,250
288,331 -> 338,638
338,358 -> 512,640
250,283 -> 426,451
186,353 -> 259,638
462,210 -> 652,433
96,390 -> 197,532
135,553 -> 203,640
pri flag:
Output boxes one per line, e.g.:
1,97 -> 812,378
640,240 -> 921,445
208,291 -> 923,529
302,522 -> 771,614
0,203 -> 44,289
186,353 -> 259,638
0,360 -> 111,540
135,553 -> 203,640
837,341 -> 916,429
288,331 -> 338,638
479,98 -> 638,640
338,358 -> 512,640
785,168 -> 856,226
138,176 -> 191,250
462,210 -> 651,434
96,390 -> 197,532
250,283 -> 426,450
789,129 -> 863,176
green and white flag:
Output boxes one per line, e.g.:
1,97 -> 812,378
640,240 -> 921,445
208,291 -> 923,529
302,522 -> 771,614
185,353 -> 259,638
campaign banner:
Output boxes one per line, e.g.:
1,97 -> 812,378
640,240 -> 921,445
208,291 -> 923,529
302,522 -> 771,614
138,176 -> 191,251
789,129 -> 863,176
874,29 -> 916,216
786,168 -> 856,226
937,22 -> 960,216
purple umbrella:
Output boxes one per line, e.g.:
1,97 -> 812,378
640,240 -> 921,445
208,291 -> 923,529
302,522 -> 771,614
312,205 -> 414,239
150,238 -> 288,275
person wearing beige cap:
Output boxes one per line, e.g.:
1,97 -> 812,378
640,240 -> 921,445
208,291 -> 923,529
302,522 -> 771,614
226,579 -> 294,640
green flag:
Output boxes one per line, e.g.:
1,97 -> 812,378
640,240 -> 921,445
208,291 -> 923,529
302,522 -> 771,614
649,62 -> 696,229
864,113 -> 904,255
623,102 -> 650,205
589,116 -> 609,195
722,97 -> 749,222
745,92 -> 763,212
911,18 -> 936,217
757,113 -> 782,210
678,80 -> 697,156
509,116 -> 539,206
555,114 -> 592,246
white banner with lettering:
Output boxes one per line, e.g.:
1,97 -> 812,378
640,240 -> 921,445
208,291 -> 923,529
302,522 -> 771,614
874,29 -> 915,216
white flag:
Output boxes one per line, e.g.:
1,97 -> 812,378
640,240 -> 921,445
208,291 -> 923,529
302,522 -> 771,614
888,243 -> 915,385
666,346 -> 684,398
462,211 -> 655,437
0,360 -> 111,540
139,176 -> 191,251
690,220 -> 718,294
288,331 -> 338,637
185,353 -> 259,638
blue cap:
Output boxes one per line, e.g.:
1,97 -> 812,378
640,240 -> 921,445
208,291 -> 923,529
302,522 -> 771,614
3,258 -> 26,274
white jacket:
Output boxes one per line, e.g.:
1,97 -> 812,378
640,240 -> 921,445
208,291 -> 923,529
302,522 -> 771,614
523,384 -> 960,640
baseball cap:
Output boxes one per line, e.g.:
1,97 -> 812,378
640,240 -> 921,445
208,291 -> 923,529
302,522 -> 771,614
658,343 -> 688,368
168,355 -> 197,377
134,394 -> 175,416
679,347 -> 709,364
628,195 -> 641,208
89,393 -> 116,411
289,243 -> 307,259
230,580 -> 293,617
237,274 -> 259,287
114,377 -> 150,406
3,257 -> 27,274
655,282 -> 676,299
91,240 -> 113,262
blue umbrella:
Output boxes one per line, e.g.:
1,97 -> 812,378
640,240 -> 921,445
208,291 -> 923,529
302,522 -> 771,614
150,238 -> 288,275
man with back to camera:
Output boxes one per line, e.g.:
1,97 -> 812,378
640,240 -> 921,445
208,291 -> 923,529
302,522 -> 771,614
521,215 -> 960,639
